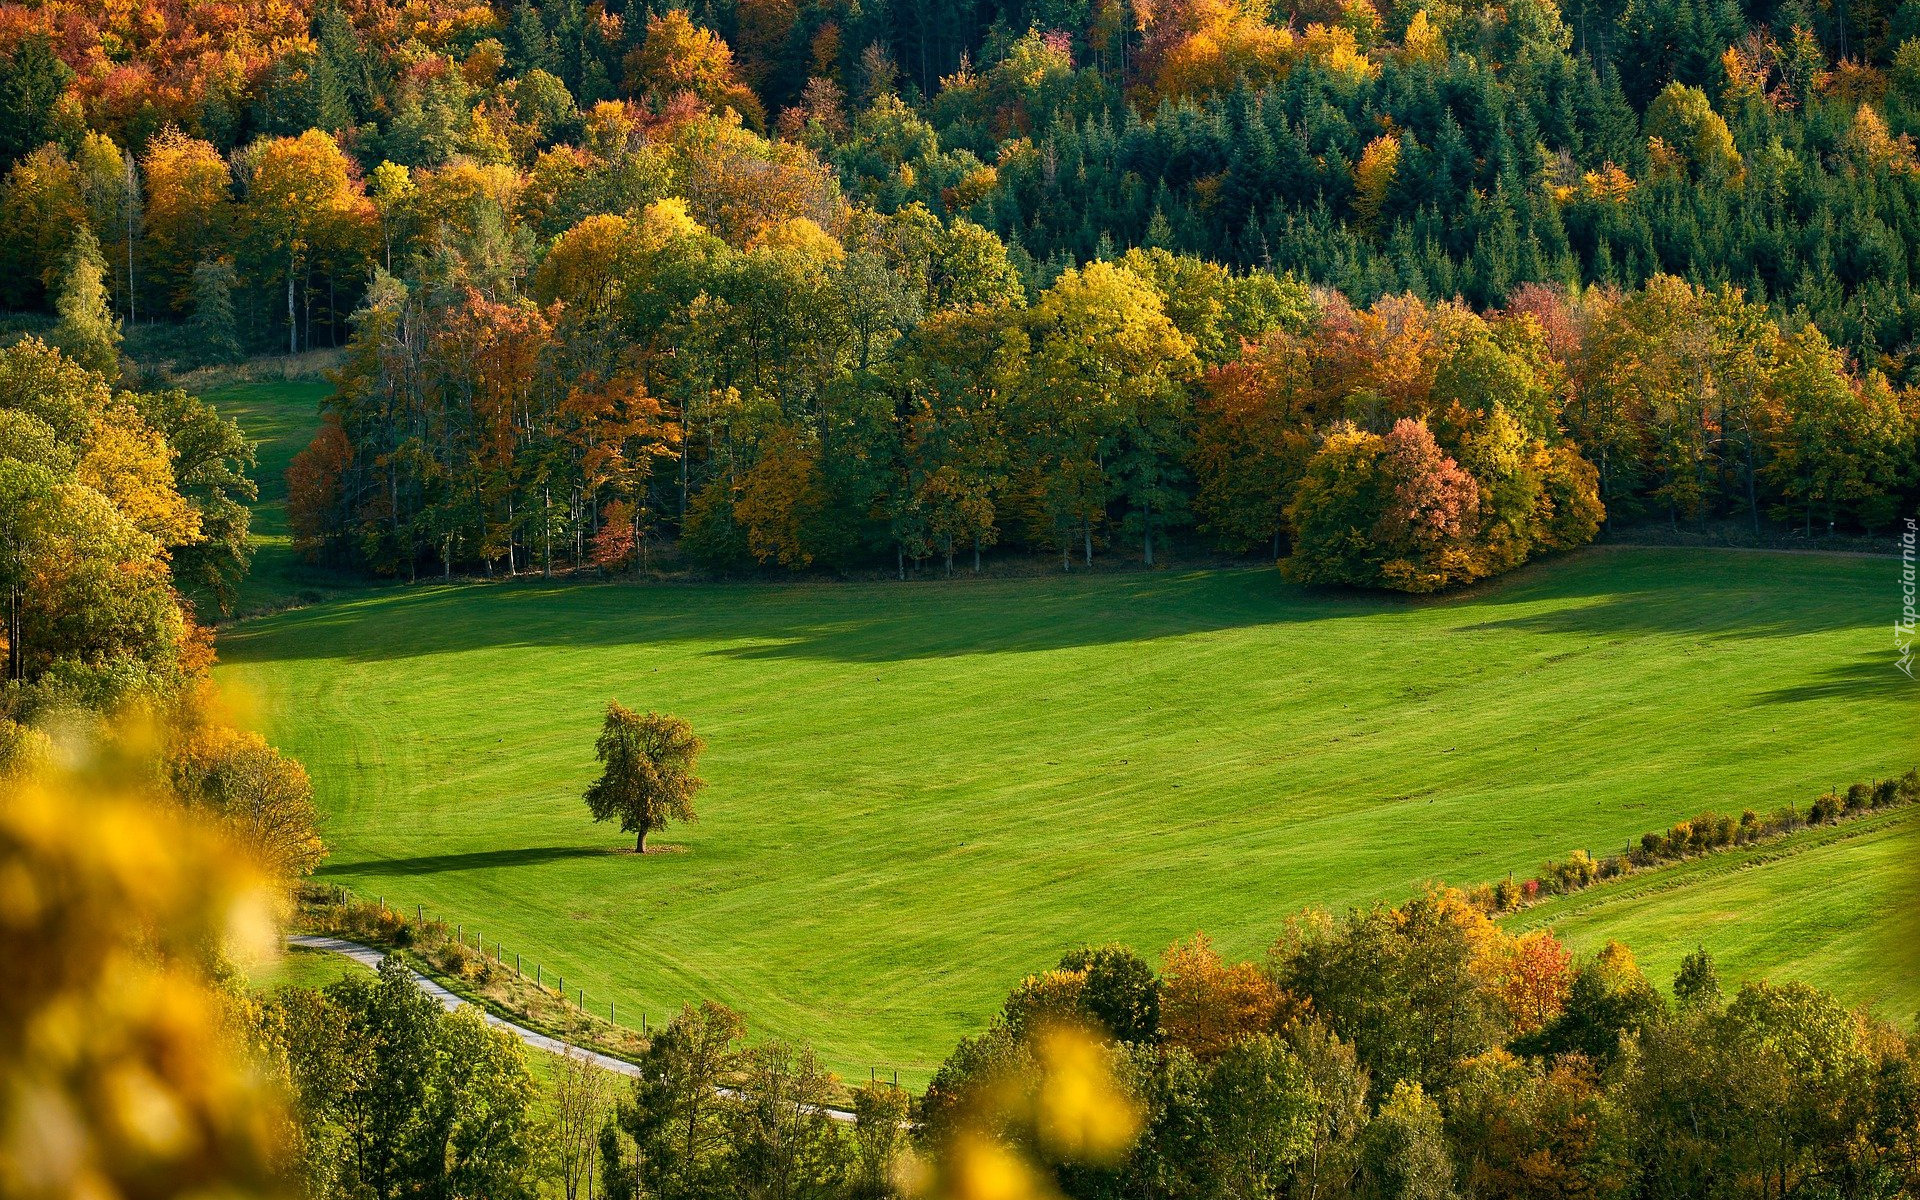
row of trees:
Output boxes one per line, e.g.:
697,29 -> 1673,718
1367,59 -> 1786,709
288,201 -> 1911,588
0,333 -> 325,875
253,955 -> 911,1200
1491,766 -> 1920,910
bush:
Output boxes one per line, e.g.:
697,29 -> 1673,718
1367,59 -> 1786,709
1481,769 -> 1916,915
435,940 -> 493,982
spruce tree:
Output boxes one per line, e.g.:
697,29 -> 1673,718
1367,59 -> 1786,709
51,226 -> 122,381
188,259 -> 243,366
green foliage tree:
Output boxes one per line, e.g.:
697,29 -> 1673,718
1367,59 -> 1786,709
259,956 -> 541,1200
1353,1082 -> 1457,1200
617,1001 -> 748,1200
187,259 -> 245,366
584,702 -> 706,853
52,227 -> 123,381
0,339 -> 189,692
0,35 -> 72,172
1272,890 -> 1508,1097
850,1082 -> 909,1198
724,1041 -> 853,1200
1519,941 -> 1664,1063
1055,944 -> 1161,1045
1672,946 -> 1722,1012
133,386 -> 256,609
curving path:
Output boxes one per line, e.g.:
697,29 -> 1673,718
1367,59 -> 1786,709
286,934 -> 858,1122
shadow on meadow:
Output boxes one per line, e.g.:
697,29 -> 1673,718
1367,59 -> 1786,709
319,845 -> 626,878
1753,656 -> 1917,705
218,565 -> 1374,666
216,547 -> 1882,668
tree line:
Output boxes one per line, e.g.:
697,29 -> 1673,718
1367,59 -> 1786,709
1476,766 -> 1920,911
289,222 -> 1909,590
6,0 -> 1920,589
0,335 -> 325,873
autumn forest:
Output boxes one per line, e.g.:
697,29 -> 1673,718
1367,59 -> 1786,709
3,0 -> 1919,1195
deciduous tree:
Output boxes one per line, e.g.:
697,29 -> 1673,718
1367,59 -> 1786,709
584,702 -> 706,852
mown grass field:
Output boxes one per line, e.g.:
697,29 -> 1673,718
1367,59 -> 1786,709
249,943 -> 372,992
1510,806 -> 1920,1022
195,380 -> 378,617
213,506 -> 1916,1081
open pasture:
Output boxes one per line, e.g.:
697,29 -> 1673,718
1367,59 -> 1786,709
216,541 -> 1912,1080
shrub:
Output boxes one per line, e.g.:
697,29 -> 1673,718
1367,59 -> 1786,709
1489,770 -> 1915,916
435,940 -> 492,982
1493,877 -> 1521,911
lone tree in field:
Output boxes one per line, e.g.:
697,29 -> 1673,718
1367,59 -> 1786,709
584,702 -> 705,853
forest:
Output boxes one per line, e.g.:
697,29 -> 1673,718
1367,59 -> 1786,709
2,0 -> 1918,1195
3,0 -> 1918,590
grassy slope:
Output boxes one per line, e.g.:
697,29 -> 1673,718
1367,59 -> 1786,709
194,380 -> 377,617
249,943 -> 374,992
212,535 -> 1916,1083
1509,807 -> 1920,1022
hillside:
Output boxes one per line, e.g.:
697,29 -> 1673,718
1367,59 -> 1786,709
216,537 -> 1910,1080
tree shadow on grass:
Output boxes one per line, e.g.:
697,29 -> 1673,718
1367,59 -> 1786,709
219,566 -> 1393,666
1753,657 -> 1920,705
321,845 -> 624,878
218,546 -> 1881,667
1455,549 -> 1882,643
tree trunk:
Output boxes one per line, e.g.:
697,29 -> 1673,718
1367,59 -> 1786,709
1143,505 -> 1153,566
1083,520 -> 1092,567
287,258 -> 298,356
636,828 -> 647,853
126,160 -> 136,325
7,586 -> 20,682
973,535 -> 981,574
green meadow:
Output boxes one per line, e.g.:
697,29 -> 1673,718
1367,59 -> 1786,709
194,379 -> 377,616
214,512 -> 1915,1080
1511,806 -> 1920,1022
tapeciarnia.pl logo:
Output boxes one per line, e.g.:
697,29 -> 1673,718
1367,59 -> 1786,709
1900,517 -> 1916,678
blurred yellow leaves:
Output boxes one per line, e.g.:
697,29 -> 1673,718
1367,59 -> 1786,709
1027,1027 -> 1141,1162
0,746 -> 289,1200
920,1023 -> 1142,1200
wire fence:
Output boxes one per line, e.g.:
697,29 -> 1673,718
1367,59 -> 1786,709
313,885 -> 910,1086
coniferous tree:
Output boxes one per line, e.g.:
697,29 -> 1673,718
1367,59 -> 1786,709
51,227 -> 122,381
188,259 -> 244,366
